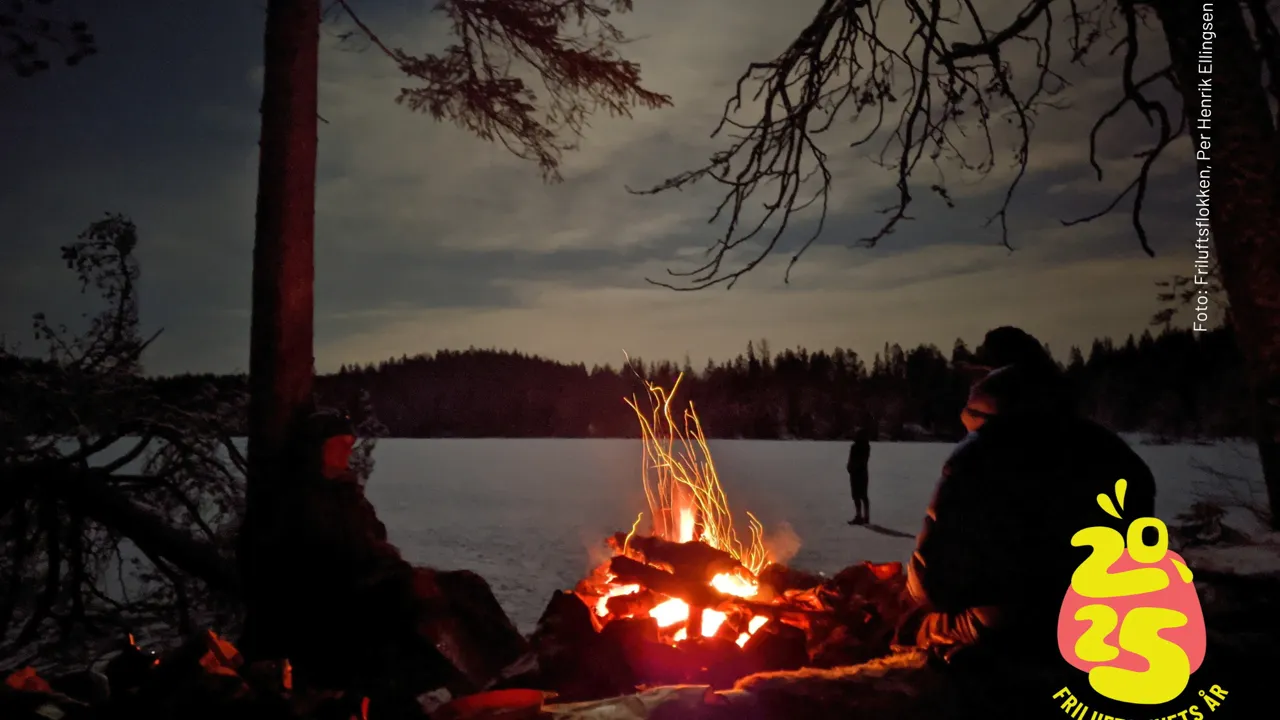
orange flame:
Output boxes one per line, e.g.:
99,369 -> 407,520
624,372 -> 768,575
584,373 -> 778,650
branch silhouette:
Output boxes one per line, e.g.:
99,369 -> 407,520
336,0 -> 671,182
633,0 -> 1204,290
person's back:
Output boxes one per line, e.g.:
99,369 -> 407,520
905,330 -> 1157,663
909,413 -> 1156,655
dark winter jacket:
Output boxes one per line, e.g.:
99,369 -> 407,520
249,471 -> 461,695
905,379 -> 1156,662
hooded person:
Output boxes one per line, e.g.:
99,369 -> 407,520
244,409 -> 469,711
900,327 -> 1158,671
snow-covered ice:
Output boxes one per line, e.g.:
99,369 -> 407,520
364,438 -> 1271,631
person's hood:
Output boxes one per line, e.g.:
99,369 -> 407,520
958,326 -> 1059,378
971,364 -> 1074,417
304,409 -> 356,444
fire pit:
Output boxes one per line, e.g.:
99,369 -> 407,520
516,376 -> 914,702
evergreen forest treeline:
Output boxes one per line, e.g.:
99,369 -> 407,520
137,325 -> 1247,442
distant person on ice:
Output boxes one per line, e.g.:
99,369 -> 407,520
897,326 -> 1157,679
846,427 -> 872,525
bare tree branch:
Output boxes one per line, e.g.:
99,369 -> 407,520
335,0 -> 671,181
2,216 -> 247,665
635,0 -> 1186,289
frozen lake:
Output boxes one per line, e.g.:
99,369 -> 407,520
362,438 -> 1264,631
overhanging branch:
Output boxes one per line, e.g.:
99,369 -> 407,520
638,0 -> 1185,289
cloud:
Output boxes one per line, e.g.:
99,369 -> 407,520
319,210 -> 1184,371
1,0 -> 1201,375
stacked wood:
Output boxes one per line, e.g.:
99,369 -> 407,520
607,556 -> 728,609
526,553 -> 914,703
607,534 -> 745,580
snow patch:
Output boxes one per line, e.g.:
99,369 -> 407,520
1184,542 -> 1280,577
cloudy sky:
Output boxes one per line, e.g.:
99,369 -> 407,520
2,0 -> 1198,375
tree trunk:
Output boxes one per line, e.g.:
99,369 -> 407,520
1156,0 -> 1280,528
241,0 -> 321,648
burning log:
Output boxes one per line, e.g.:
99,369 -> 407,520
757,564 -> 825,595
606,588 -> 660,618
608,533 -> 745,580
608,556 -> 730,609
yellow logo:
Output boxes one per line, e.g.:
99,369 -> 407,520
1056,479 -> 1207,706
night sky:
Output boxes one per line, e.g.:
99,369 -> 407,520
2,0 -> 1196,375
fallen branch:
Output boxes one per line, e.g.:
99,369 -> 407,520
55,469 -> 239,596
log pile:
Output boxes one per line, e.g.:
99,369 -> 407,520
486,556 -> 914,704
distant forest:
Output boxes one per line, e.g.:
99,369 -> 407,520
136,325 -> 1247,442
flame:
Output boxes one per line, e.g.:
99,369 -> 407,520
595,580 -> 640,617
625,373 -> 769,575
582,374 -> 781,651
622,512 -> 643,556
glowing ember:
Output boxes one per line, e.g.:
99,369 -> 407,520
576,373 -> 787,650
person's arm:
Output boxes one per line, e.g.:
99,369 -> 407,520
847,444 -> 856,473
906,437 -> 988,612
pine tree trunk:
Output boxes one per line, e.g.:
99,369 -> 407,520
241,0 -> 320,650
1155,0 -> 1280,528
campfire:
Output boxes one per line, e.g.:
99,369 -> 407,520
573,374 -> 817,651
508,374 -> 914,702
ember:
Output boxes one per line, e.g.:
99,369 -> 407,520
574,373 -> 780,650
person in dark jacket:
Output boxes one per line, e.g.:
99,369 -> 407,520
901,328 -> 1158,668
846,428 -> 872,525
249,410 -> 468,713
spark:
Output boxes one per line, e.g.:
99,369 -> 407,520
624,372 -> 770,575
622,512 -> 643,556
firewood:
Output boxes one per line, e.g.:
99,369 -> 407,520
608,534 -> 744,581
712,608 -> 750,644
608,557 -> 727,608
605,588 -> 659,618
758,564 -> 824,594
742,621 -> 809,672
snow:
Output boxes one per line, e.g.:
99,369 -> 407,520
362,438 -> 1271,631
1183,543 -> 1280,576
